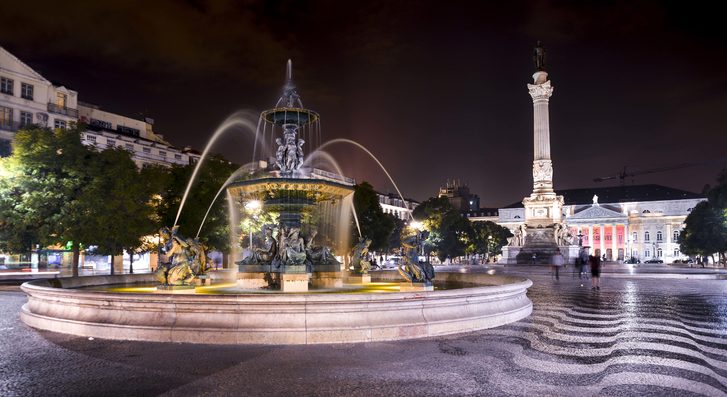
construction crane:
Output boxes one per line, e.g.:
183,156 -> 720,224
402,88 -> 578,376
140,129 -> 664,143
594,157 -> 727,184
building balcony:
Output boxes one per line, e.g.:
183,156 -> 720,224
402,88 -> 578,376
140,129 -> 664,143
47,102 -> 79,118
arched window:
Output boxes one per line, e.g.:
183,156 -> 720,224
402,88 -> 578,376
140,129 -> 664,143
656,231 -> 663,242
657,248 -> 663,258
673,230 -> 680,242
644,231 -> 650,242
673,248 -> 680,257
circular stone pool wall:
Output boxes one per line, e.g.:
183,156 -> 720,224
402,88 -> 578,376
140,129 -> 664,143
20,272 -> 532,344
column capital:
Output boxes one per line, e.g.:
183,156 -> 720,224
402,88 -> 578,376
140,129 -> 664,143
528,80 -> 554,101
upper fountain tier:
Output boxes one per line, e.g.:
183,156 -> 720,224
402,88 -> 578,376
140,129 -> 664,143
261,59 -> 320,127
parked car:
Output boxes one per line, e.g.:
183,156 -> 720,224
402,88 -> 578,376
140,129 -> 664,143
624,257 -> 640,264
644,259 -> 663,264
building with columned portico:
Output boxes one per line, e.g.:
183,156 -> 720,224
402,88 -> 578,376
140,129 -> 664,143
493,184 -> 704,262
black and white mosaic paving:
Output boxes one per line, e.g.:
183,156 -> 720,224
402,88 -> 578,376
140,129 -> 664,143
0,274 -> 725,396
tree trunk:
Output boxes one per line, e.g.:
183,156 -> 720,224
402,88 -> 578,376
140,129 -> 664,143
110,254 -> 115,275
129,249 -> 134,274
72,242 -> 80,277
223,253 -> 229,269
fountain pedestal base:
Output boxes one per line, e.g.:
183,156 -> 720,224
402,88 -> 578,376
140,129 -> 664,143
347,274 -> 371,284
400,282 -> 433,292
281,273 -> 310,292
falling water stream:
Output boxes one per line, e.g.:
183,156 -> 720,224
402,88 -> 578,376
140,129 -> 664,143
174,111 -> 262,227
196,162 -> 258,238
311,139 -> 414,220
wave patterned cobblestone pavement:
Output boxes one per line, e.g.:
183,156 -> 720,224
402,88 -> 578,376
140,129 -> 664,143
0,274 -> 725,396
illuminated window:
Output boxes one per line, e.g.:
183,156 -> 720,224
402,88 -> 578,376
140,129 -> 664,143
0,106 -> 13,127
56,92 -> 67,108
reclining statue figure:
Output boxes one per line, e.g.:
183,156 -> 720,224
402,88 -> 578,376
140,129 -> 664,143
155,226 -> 211,286
397,236 -> 434,285
350,238 -> 372,274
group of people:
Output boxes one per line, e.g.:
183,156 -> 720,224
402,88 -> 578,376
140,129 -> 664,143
551,248 -> 601,290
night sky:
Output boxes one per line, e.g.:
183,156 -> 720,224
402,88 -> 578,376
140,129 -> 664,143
2,1 -> 727,206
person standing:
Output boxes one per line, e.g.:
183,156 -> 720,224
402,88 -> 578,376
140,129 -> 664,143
590,254 -> 601,290
552,251 -> 564,280
579,248 -> 590,279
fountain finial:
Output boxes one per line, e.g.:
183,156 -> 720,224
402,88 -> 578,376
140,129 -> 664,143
286,59 -> 293,84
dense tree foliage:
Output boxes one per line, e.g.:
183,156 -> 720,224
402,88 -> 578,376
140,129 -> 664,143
0,126 -> 101,275
156,154 -> 238,253
469,220 -> 513,259
352,181 -> 396,252
0,126 -> 237,274
412,196 -> 473,262
681,171 -> 727,265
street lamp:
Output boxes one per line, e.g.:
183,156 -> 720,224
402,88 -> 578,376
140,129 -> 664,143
487,235 -> 493,263
577,230 -> 583,247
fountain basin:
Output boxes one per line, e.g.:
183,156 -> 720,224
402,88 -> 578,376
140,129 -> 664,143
20,272 -> 532,344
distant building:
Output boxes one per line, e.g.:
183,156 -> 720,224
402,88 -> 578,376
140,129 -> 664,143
496,184 -> 705,262
0,46 -> 199,167
438,180 -> 480,212
377,192 -> 418,221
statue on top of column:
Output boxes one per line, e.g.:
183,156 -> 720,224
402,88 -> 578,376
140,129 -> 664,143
534,41 -> 546,71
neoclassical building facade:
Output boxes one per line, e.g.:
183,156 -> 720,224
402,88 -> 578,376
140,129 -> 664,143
492,185 -> 704,262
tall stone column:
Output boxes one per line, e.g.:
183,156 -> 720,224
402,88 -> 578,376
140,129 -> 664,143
600,225 -> 606,258
611,224 -> 617,260
522,70 -> 564,227
528,72 -> 555,195
588,225 -> 594,248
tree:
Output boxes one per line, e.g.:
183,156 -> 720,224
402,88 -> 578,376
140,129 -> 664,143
470,221 -> 513,260
681,170 -> 727,266
681,201 -> 727,265
412,196 -> 473,262
0,126 -> 100,276
79,148 -> 161,274
352,181 -> 395,252
156,154 -> 238,256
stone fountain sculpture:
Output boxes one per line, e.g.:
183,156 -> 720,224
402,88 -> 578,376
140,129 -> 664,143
155,226 -> 211,288
398,236 -> 434,291
349,238 -> 372,274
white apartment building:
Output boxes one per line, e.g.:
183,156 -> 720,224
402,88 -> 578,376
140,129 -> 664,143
377,192 -> 418,221
0,47 -> 78,156
0,46 -> 199,167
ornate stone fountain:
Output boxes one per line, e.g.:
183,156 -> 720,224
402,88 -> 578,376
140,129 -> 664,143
229,61 -> 354,292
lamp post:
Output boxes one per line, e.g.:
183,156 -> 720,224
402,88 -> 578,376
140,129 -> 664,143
487,235 -> 493,263
577,230 -> 583,247
244,200 -> 262,252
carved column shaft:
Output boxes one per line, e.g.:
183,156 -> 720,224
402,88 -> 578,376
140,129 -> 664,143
528,73 -> 554,194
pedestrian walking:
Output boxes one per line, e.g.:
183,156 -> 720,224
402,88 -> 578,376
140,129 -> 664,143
551,252 -> 564,280
590,254 -> 601,290
579,248 -> 589,279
